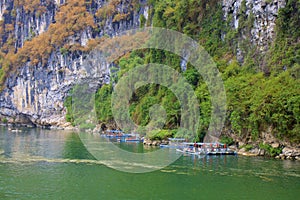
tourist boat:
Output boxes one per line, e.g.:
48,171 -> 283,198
124,137 -> 144,143
124,133 -> 144,143
101,130 -> 133,139
206,151 -> 236,155
176,148 -> 206,156
103,131 -> 143,143
176,142 -> 236,156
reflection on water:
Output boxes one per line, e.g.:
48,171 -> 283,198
0,126 -> 300,200
63,133 -> 95,159
0,127 -> 69,159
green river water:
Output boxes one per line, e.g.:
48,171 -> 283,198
0,127 -> 299,200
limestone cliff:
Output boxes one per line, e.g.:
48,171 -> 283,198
0,0 -> 149,127
222,0 -> 286,62
0,0 -> 288,127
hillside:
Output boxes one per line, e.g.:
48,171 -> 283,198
0,0 -> 299,154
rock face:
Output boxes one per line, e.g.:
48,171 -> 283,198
279,147 -> 300,160
143,138 -> 169,146
0,0 -> 149,127
222,0 -> 286,61
0,0 -> 57,49
0,0 -> 287,127
1,52 -> 110,127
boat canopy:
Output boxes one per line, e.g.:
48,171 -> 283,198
106,130 -> 123,133
182,142 -> 226,146
168,138 -> 186,141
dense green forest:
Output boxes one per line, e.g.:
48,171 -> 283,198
64,0 -> 300,144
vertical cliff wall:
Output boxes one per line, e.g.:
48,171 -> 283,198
0,0 -> 287,127
0,0 -> 149,127
222,0 -> 286,62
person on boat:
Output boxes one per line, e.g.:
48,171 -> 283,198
193,142 -> 198,152
216,143 -> 220,152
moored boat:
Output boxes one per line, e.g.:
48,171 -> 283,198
102,130 -> 144,143
125,137 -> 144,143
176,142 -> 236,156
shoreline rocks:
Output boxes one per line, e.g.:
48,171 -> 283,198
276,147 -> 300,160
235,144 -> 300,161
224,129 -> 300,161
143,138 -> 169,146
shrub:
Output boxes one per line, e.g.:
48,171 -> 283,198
259,143 -> 282,157
220,136 -> 234,145
147,130 -> 175,140
2,118 -> 8,123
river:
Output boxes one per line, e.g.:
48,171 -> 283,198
0,127 -> 299,199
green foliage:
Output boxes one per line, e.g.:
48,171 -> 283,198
60,47 -> 69,56
195,82 -> 211,141
117,52 -> 144,79
64,96 -> 74,125
63,84 -> 98,128
220,136 -> 234,145
95,84 -> 113,122
1,118 -> 8,123
225,69 -> 300,143
79,123 -> 96,130
183,68 -> 200,87
276,0 -> 300,40
249,71 -> 300,142
0,68 -> 4,86
268,0 -> 300,72
243,144 -> 253,151
259,143 -> 282,157
147,129 -> 175,140
132,92 -> 159,126
140,14 -> 146,28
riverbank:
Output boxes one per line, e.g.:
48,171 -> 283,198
225,131 -> 300,161
142,137 -> 300,161
232,145 -> 300,161
1,122 -> 299,161
0,121 -> 76,130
